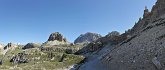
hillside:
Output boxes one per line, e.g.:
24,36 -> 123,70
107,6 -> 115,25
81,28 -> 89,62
0,32 -> 85,70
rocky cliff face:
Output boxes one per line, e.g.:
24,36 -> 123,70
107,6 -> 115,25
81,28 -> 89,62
99,15 -> 165,70
130,0 -> 165,36
78,0 -> 165,70
74,32 -> 102,44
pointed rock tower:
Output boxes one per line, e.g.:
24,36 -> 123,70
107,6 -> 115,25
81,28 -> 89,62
143,6 -> 150,18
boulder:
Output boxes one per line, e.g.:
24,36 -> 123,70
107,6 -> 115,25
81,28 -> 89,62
10,52 -> 28,64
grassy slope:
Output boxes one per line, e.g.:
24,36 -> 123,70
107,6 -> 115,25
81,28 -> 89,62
0,46 -> 84,70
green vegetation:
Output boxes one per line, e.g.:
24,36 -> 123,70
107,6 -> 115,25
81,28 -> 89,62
0,45 -> 85,70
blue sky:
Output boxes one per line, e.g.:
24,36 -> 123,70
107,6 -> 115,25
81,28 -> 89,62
0,0 -> 156,44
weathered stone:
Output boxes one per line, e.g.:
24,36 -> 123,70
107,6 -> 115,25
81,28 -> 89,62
10,52 -> 28,64
152,57 -> 162,70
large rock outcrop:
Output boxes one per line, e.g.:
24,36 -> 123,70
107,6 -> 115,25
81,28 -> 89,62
74,32 -> 102,44
48,32 -> 67,42
43,32 -> 70,46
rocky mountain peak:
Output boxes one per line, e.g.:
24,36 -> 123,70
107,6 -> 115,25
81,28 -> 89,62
143,6 -> 150,18
74,32 -> 102,44
48,32 -> 67,42
142,1 -> 163,20
142,0 -> 165,20
151,0 -> 165,17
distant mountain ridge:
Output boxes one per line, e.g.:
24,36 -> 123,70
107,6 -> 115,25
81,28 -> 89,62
74,32 -> 102,44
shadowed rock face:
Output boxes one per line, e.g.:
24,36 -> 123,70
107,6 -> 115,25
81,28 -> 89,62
150,0 -> 165,19
48,32 -> 67,42
22,43 -> 41,49
74,32 -> 102,44
4,43 -> 18,50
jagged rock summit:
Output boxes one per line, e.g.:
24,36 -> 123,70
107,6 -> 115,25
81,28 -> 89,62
130,0 -> 165,35
43,32 -> 70,46
48,32 -> 67,42
74,32 -> 102,44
